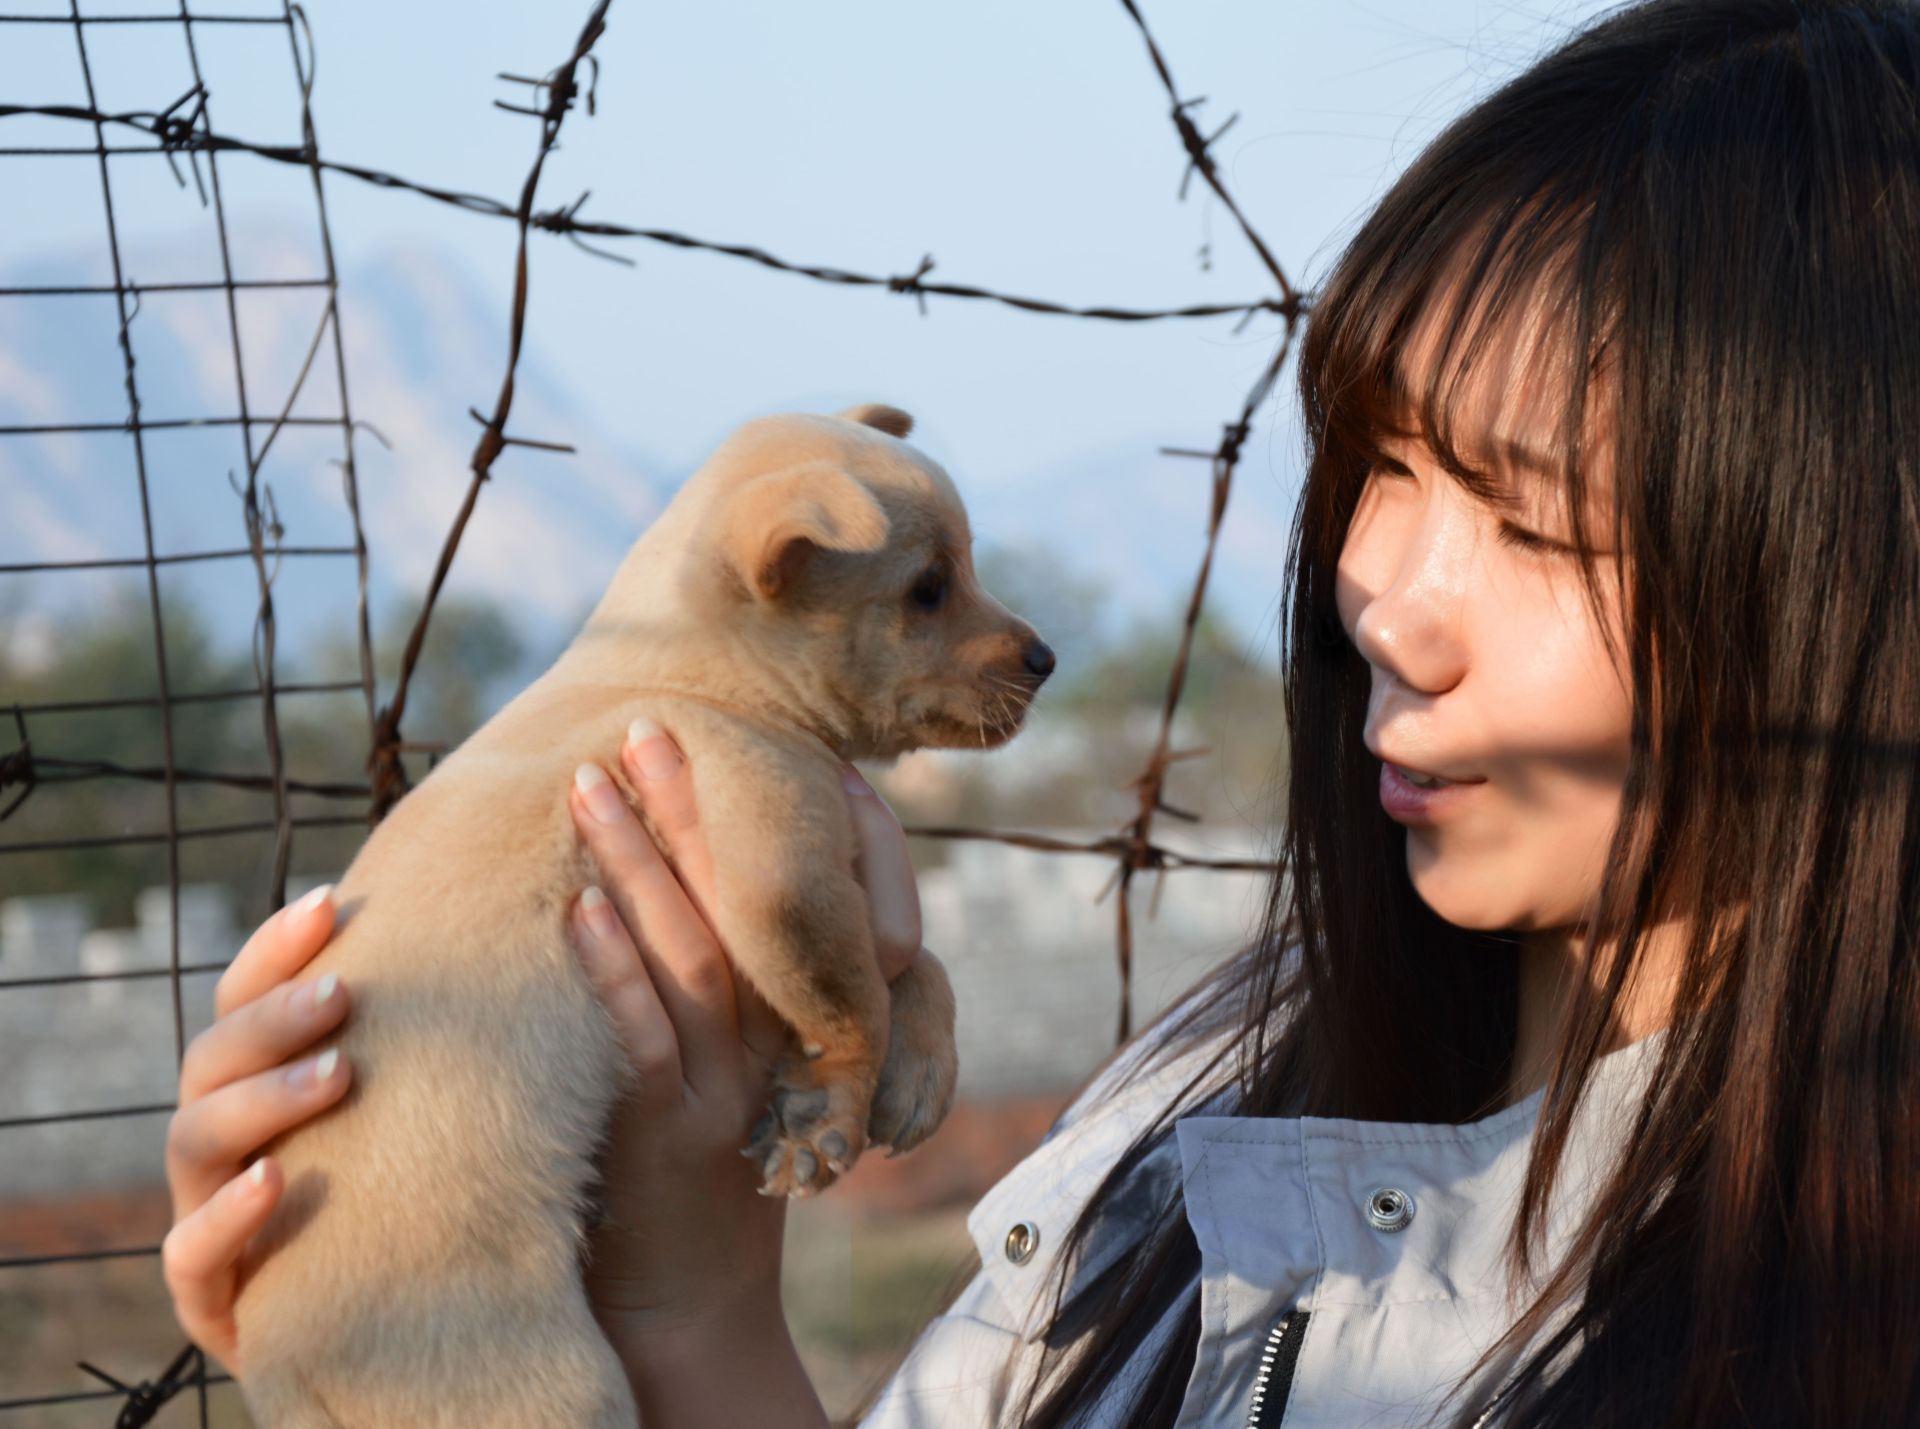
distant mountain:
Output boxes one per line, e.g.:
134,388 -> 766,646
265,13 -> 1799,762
0,224 -> 676,680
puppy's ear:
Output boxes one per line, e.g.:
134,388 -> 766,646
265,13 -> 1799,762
720,459 -> 892,601
835,403 -> 914,439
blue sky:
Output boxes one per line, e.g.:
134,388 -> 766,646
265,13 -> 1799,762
2,0 -> 1618,661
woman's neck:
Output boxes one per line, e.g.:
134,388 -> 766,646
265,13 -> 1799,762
1505,919 -> 1686,1110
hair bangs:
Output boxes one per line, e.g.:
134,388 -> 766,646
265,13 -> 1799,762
1303,183 -> 1633,674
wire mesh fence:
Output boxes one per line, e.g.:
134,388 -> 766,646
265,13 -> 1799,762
0,0 -> 1304,1419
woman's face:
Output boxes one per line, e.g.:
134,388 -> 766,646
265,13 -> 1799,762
1333,309 -> 1632,936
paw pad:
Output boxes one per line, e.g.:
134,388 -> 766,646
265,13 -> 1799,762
744,1072 -> 868,1198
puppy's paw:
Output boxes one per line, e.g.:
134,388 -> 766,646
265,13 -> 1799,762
867,1036 -> 958,1157
742,1059 -> 871,1199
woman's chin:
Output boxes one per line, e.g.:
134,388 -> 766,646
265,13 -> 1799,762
1407,868 -> 1524,933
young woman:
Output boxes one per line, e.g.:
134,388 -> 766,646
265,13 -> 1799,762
162,0 -> 1920,1422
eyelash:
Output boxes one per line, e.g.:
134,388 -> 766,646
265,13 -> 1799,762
1494,524 -> 1558,556
1369,460 -> 1563,557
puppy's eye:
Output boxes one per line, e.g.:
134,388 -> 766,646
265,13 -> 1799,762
908,569 -> 948,612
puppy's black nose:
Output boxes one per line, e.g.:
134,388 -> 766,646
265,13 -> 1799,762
1023,640 -> 1055,680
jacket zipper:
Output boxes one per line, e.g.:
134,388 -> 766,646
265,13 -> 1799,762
1244,1308 -> 1310,1428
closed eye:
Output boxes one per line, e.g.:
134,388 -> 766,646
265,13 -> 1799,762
1495,523 -> 1562,555
1371,458 -> 1567,557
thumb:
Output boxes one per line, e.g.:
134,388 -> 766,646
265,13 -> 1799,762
842,765 -> 921,983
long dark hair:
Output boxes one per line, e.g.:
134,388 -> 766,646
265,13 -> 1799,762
849,1 -> 1920,1423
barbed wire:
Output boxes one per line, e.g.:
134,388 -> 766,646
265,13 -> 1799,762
0,0 -> 1308,1418
362,0 -> 611,824
0,100 -> 1304,329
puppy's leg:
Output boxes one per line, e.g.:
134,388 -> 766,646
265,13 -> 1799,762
638,708 -> 895,1194
728,879 -> 893,1197
866,949 -> 959,1155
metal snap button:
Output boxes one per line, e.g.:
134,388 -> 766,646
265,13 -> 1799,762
1364,1186 -> 1415,1232
1004,1220 -> 1040,1264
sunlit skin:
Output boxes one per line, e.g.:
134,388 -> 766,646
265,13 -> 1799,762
1333,278 -> 1683,1109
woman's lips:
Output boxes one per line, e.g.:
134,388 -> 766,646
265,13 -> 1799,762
1379,761 -> 1486,822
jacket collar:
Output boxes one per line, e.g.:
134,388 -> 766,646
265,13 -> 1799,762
965,1021 -> 1671,1343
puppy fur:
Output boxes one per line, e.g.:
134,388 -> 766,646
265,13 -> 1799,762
227,404 -> 1052,1427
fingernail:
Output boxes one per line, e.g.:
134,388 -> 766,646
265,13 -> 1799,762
574,763 -> 627,825
293,883 -> 333,917
249,1159 -> 268,1188
842,764 -> 873,798
286,1048 -> 339,1089
580,885 -> 618,938
628,717 -> 681,782
296,972 -> 340,1013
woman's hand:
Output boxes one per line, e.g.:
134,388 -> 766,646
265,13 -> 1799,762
565,716 -> 922,1334
161,885 -> 353,1374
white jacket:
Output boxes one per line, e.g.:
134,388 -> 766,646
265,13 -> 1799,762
860,999 -> 1665,1428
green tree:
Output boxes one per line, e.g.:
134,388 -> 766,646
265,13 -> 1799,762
1047,605 -> 1277,726
0,584 -> 255,924
0,583 -> 530,928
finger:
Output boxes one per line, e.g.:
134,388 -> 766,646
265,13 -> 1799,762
569,886 -> 684,1095
616,726 -> 788,1065
167,1046 -> 351,1222
215,885 -> 336,1019
620,718 -> 717,914
180,971 -> 351,1106
842,764 -> 922,983
163,1158 -> 282,1371
569,766 -> 746,1091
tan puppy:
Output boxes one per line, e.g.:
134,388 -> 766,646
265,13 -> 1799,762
228,404 -> 1053,1427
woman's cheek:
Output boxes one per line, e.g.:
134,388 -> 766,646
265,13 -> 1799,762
1401,763 -> 1624,932
1416,592 -> 1632,932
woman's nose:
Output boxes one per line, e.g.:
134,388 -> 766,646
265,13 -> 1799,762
1344,493 -> 1472,694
